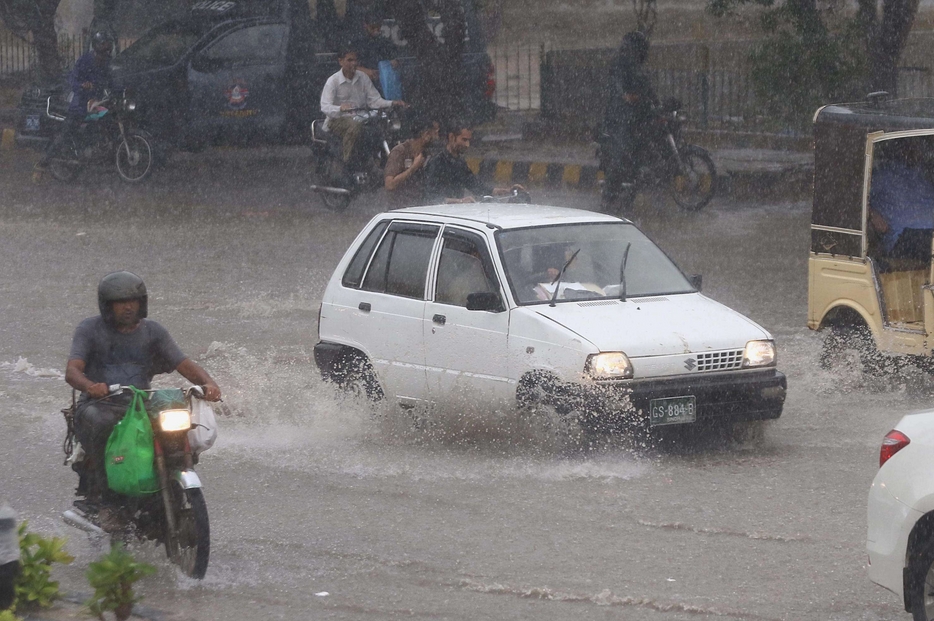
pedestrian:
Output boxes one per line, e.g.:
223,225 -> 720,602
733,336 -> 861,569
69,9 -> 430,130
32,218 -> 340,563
352,11 -> 402,96
384,117 -> 438,207
599,30 -> 657,215
423,121 -> 523,204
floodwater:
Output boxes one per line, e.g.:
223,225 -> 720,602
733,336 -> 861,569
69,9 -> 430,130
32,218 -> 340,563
0,151 -> 928,620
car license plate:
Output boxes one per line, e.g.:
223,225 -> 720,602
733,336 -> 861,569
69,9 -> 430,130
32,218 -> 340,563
649,396 -> 696,426
25,115 -> 40,131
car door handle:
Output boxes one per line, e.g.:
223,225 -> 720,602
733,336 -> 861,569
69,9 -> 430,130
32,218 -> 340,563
432,314 -> 446,325
358,302 -> 371,312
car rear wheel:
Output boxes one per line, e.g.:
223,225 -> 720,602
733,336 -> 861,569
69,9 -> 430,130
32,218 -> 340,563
909,539 -> 934,620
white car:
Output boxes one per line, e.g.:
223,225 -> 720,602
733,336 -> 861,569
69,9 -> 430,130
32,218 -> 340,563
314,204 -> 785,430
868,414 -> 934,620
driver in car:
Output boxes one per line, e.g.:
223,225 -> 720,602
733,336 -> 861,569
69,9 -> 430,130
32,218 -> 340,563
320,45 -> 405,170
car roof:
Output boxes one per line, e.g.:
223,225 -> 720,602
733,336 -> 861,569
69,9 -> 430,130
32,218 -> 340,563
390,203 -> 624,230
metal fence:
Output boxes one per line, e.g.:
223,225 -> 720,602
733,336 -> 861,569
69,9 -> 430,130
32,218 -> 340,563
489,41 -> 760,131
0,31 -> 95,78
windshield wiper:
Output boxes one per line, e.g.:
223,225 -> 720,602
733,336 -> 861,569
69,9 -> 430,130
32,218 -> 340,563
619,242 -> 631,302
549,248 -> 581,307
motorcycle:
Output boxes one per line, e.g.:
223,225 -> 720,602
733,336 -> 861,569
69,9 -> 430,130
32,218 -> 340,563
44,89 -> 155,183
309,108 -> 404,211
597,98 -> 717,212
61,385 -> 213,579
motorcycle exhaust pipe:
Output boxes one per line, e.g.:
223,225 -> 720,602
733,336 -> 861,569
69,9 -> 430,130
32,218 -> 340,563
62,510 -> 105,536
309,185 -> 352,196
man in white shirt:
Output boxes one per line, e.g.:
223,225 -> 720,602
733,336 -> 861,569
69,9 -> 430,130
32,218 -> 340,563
320,46 -> 405,166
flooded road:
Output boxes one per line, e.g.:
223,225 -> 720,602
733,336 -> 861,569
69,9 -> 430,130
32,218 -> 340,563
0,151 -> 926,620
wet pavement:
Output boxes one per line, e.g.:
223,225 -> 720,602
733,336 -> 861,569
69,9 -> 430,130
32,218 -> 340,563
0,147 -> 926,620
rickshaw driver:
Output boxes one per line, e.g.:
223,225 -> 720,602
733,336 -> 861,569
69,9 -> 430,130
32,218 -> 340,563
868,139 -> 934,261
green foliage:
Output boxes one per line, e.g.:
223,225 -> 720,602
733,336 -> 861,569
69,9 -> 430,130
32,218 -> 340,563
86,543 -> 156,621
749,20 -> 866,128
0,608 -> 21,621
706,0 -> 868,129
14,521 -> 74,609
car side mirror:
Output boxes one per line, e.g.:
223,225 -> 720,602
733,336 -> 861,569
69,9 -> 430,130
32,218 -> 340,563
466,291 -> 504,312
688,274 -> 702,292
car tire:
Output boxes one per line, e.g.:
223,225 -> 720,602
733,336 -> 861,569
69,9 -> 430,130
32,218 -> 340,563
909,537 -> 934,620
336,353 -> 383,402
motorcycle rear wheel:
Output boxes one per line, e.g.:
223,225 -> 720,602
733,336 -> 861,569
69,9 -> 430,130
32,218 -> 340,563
669,145 -> 717,211
166,486 -> 210,579
115,132 -> 153,183
48,138 -> 81,182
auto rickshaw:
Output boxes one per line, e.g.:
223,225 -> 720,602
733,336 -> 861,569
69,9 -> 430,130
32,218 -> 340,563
809,96 -> 934,369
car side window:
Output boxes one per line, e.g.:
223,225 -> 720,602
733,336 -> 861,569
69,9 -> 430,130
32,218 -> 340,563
434,229 -> 499,307
362,223 -> 439,299
342,221 -> 389,289
201,24 -> 287,66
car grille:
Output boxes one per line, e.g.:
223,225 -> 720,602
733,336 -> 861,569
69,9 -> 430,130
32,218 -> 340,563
695,349 -> 744,372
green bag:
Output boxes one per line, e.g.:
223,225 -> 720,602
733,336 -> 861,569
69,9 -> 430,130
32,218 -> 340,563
104,387 -> 159,496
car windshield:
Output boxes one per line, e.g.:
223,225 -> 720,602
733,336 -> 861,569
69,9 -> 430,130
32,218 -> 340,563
497,222 -> 694,305
116,22 -> 208,68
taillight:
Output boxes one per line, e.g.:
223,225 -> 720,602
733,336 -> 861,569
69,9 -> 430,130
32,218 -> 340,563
880,429 -> 910,467
484,63 -> 496,100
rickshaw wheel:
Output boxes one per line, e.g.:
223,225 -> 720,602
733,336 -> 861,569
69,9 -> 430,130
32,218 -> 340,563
820,323 -> 890,376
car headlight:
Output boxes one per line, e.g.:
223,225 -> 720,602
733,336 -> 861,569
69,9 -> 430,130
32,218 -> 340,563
159,409 -> 192,432
586,352 -> 633,379
742,340 -> 776,368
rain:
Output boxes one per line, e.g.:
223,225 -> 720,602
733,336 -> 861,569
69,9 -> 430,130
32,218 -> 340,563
3,0 -> 934,620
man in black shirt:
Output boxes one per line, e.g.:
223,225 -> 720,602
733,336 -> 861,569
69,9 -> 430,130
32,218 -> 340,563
352,12 -> 400,94
424,123 -> 523,204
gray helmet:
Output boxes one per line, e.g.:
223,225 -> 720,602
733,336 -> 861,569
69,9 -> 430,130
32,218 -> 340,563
98,271 -> 148,323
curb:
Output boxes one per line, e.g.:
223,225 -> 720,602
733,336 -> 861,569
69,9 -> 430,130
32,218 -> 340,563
466,156 -> 603,190
466,155 -> 813,199
1,128 -> 14,151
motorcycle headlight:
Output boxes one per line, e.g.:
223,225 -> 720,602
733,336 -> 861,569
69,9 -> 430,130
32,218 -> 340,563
742,340 -> 776,368
159,409 -> 192,432
585,352 -> 633,380
126,101 -> 136,112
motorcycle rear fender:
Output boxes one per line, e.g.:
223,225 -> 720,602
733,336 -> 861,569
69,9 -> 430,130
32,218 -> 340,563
173,470 -> 202,490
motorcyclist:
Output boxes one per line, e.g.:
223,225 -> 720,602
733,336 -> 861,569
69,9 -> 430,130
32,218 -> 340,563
599,30 -> 657,215
37,30 -> 115,171
64,271 -> 221,528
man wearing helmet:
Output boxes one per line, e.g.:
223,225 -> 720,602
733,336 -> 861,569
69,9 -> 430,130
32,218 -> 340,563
65,272 -> 221,516
599,30 -> 657,215
37,31 -> 115,171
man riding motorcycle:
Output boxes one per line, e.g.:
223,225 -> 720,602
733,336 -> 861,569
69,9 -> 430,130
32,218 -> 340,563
599,30 -> 657,215
37,30 -> 115,172
64,271 -> 221,529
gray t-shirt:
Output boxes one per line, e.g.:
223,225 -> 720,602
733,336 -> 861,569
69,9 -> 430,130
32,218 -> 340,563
68,316 -> 187,392
0,503 -> 18,565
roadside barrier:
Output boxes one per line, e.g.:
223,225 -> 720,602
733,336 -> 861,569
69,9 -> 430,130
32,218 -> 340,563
466,156 -> 603,189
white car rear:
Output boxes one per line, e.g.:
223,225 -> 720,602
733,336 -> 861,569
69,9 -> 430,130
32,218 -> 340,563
868,411 -> 934,620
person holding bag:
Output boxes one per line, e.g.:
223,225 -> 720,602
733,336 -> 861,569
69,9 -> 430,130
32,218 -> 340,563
64,271 -> 221,530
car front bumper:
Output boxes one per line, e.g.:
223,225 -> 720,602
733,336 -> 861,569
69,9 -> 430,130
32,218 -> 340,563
555,368 -> 786,427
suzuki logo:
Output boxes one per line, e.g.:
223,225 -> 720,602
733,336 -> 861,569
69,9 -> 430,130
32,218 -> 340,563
684,358 -> 697,371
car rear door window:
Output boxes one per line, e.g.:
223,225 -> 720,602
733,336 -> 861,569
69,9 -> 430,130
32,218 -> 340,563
362,222 -> 439,298
342,221 -> 389,289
